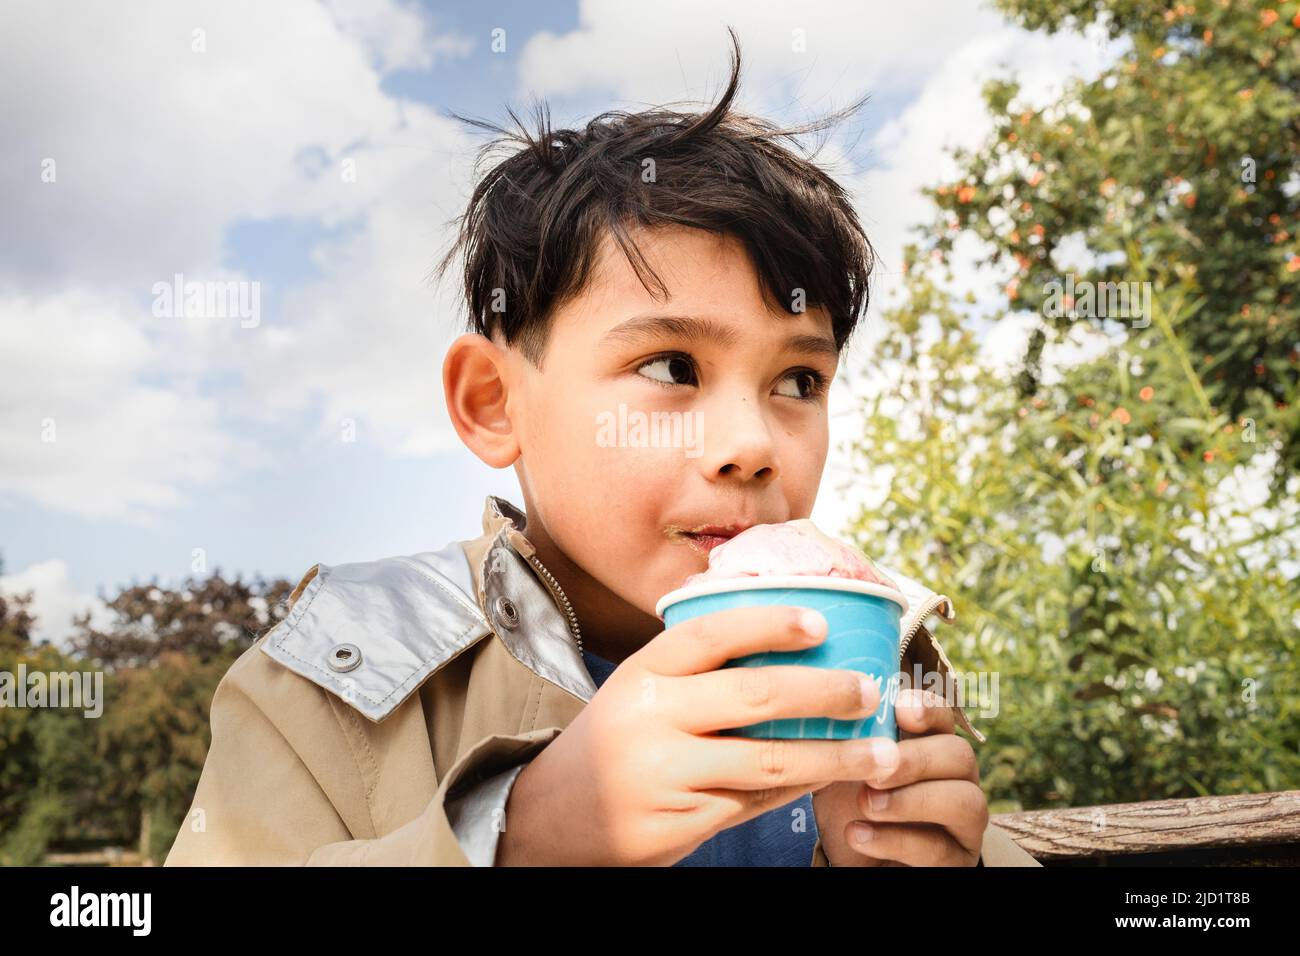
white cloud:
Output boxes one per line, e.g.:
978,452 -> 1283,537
235,139 -> 480,457
0,558 -> 112,650
517,0 -> 1009,106
0,0 -> 479,517
0,0 -> 467,289
0,287 -> 258,520
321,0 -> 474,72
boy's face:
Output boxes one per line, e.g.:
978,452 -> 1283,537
499,224 -> 837,649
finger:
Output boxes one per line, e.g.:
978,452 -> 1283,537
684,733 -> 901,791
857,779 -> 989,856
867,733 -> 979,788
641,605 -> 828,677
667,665 -> 881,734
688,783 -> 821,838
863,560 -> 898,590
810,783 -> 888,867
844,821 -> 979,866
895,688 -> 956,736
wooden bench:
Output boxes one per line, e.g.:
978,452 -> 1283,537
992,790 -> 1300,865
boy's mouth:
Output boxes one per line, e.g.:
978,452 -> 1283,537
675,523 -> 752,554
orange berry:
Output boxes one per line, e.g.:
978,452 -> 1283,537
1139,386 -> 1155,401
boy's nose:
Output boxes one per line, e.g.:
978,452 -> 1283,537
699,398 -> 778,484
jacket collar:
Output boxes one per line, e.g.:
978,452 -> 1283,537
258,495 -> 597,723
472,495 -> 597,702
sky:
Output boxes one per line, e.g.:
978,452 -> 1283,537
0,0 -> 1109,644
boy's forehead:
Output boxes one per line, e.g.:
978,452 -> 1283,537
588,224 -> 747,297
561,224 -> 833,343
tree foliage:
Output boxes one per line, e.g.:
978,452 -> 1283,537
0,573 -> 291,864
923,0 -> 1299,485
849,0 -> 1300,811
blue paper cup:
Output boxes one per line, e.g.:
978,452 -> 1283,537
655,576 -> 909,740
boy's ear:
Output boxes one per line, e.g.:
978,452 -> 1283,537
442,332 -> 521,469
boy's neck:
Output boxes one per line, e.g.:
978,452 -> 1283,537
521,521 -> 662,666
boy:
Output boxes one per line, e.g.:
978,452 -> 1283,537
165,35 -> 1039,867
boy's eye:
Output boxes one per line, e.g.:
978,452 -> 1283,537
635,353 -> 698,387
774,369 -> 827,400
634,352 -> 828,402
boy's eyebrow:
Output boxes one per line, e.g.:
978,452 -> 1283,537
600,314 -> 838,359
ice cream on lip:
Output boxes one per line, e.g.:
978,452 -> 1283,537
678,518 -> 898,590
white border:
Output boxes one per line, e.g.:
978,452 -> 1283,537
656,574 -> 910,619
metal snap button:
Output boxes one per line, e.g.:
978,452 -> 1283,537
327,642 -> 362,672
493,595 -> 520,630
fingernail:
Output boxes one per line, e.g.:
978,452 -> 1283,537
870,737 -> 899,771
858,675 -> 879,709
849,822 -> 874,844
868,789 -> 889,812
799,610 -> 827,640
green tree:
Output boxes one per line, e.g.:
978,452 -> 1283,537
852,251 -> 1298,811
1,572 -> 293,864
922,0 -> 1300,486
847,0 -> 1300,813
0,592 -> 103,864
73,573 -> 293,861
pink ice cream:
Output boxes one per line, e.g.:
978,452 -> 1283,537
681,519 -> 897,589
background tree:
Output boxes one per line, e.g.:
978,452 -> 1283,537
0,571 -> 292,864
74,572 -> 294,860
923,0 -> 1299,487
847,0 -> 1300,811
70,572 -> 293,670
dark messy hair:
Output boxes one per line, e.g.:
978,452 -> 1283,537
431,26 -> 876,370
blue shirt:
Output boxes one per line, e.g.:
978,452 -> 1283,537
581,648 -> 819,866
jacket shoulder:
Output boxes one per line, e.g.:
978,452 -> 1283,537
257,539 -> 493,723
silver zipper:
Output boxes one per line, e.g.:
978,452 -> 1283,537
896,592 -> 984,741
525,552 -> 584,654
899,593 -> 948,664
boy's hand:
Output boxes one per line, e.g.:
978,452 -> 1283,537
811,688 -> 988,866
496,605 -> 893,866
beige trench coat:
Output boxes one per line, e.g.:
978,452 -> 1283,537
165,495 -> 1040,867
